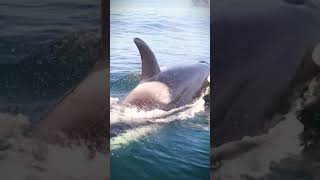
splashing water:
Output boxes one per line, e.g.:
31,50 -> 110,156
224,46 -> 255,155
110,86 -> 209,149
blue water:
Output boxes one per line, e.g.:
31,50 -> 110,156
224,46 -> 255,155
110,1 -> 210,179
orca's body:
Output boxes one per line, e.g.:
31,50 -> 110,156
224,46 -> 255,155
212,0 -> 320,146
120,38 -> 210,111
39,61 -> 108,145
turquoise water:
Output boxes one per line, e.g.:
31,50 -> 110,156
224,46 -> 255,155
110,1 -> 210,179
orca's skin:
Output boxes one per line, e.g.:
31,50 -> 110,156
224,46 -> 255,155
212,0 -> 320,146
38,61 -> 109,146
120,38 -> 210,111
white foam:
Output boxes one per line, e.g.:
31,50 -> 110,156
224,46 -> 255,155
0,113 -> 108,179
110,124 -> 160,151
111,87 -> 208,125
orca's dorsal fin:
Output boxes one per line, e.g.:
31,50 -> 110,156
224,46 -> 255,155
134,38 -> 160,81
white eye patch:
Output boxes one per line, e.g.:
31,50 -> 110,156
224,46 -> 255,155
312,43 -> 320,66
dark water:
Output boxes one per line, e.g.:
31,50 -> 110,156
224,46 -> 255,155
0,0 -> 99,63
110,1 -> 210,179
0,0 -> 100,120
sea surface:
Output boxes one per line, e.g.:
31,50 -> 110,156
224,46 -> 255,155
0,0 -> 99,121
110,1 -> 210,180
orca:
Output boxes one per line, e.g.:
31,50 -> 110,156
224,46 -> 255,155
120,38 -> 210,111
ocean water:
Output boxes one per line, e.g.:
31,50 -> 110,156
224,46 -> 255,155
0,0 -> 99,63
0,0 -> 99,120
110,1 -> 210,179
